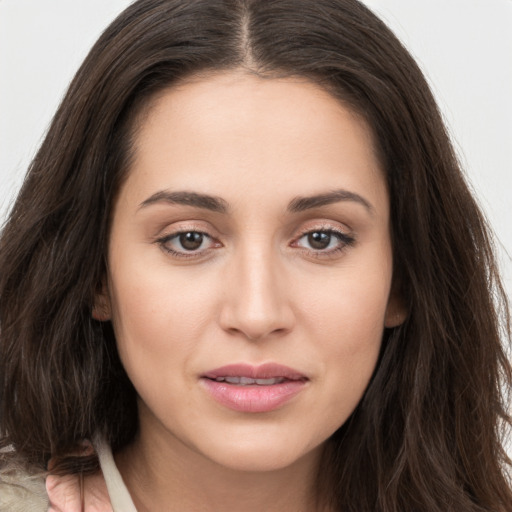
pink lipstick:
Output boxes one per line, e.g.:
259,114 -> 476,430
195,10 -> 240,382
200,363 -> 308,413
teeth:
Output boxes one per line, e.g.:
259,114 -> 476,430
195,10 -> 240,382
226,376 -> 245,384
213,376 -> 286,385
256,378 -> 283,385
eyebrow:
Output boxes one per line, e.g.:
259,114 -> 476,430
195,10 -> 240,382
139,188 -> 373,215
288,189 -> 374,214
139,191 -> 229,213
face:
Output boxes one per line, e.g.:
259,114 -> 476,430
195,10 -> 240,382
98,71 -> 404,472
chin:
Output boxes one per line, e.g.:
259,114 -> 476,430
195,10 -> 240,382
193,433 -> 324,473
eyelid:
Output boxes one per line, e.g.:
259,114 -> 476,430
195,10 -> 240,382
152,220 -> 355,260
153,221 -> 223,259
292,220 -> 353,240
157,232 -> 221,260
290,222 -> 356,257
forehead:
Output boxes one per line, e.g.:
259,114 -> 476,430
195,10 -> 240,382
120,71 -> 386,214
135,71 -> 377,157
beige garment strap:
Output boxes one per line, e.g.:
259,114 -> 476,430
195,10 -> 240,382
94,436 -> 138,512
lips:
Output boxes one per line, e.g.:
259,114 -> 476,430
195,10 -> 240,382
213,376 -> 286,385
203,363 -> 306,380
200,363 -> 308,413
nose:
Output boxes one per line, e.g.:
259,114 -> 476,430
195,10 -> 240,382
218,244 -> 295,341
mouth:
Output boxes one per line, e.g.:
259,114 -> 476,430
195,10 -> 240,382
202,362 -> 307,382
200,363 -> 308,413
209,376 -> 288,385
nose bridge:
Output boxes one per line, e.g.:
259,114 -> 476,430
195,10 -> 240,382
219,237 -> 293,340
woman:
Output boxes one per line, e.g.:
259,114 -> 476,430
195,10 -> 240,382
1,0 -> 511,510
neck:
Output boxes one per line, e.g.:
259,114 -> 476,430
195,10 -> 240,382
115,416 -> 330,512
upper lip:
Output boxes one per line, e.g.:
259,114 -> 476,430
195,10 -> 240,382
202,363 -> 307,381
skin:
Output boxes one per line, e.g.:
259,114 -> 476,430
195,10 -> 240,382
95,71 -> 405,511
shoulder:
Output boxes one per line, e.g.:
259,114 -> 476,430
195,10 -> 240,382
0,460 -> 48,512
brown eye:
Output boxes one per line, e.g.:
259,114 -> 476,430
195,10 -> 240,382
294,229 -> 355,255
159,230 -> 215,256
307,232 -> 331,250
179,232 -> 204,251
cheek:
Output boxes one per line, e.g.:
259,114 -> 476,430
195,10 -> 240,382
297,257 -> 392,407
106,260 -> 216,388
316,288 -> 384,376
300,259 -> 392,344
106,271 -> 212,424
108,257 -> 217,339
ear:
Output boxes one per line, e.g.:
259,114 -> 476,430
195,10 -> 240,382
92,278 -> 111,322
384,286 -> 407,328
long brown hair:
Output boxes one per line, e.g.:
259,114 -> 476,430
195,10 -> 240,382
1,1 -> 511,510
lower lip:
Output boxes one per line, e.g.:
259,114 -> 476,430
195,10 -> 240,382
200,378 -> 306,413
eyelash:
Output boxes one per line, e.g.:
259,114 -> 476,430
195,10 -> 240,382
156,226 -> 356,260
157,230 -> 218,259
292,227 -> 356,258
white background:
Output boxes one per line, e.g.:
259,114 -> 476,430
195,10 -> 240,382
0,1 -> 511,295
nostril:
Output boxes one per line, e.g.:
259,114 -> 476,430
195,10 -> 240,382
217,266 -> 296,340
224,325 -> 291,342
